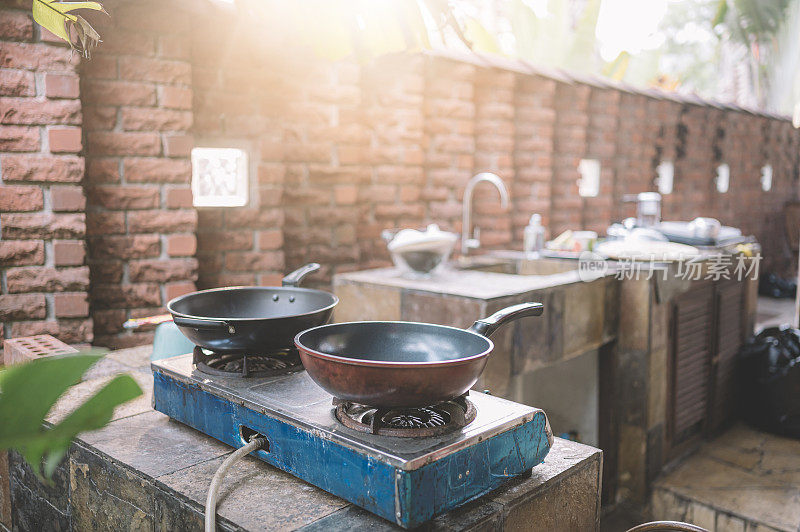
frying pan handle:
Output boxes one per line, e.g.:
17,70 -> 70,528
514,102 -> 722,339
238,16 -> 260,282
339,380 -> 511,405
282,263 -> 321,287
172,315 -> 236,334
468,302 -> 544,337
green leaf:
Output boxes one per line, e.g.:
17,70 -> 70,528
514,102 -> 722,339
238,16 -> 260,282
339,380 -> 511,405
463,17 -> 500,54
713,0 -> 729,27
31,0 -> 106,58
603,51 -> 631,81
0,353 -> 142,478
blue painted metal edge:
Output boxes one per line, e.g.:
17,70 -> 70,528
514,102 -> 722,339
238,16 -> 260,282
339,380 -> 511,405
152,371 -> 551,528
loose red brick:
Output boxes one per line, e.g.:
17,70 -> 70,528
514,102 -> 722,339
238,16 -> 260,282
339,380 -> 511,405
87,185 -> 159,210
0,185 -> 43,211
0,293 -> 46,321
258,230 -> 283,250
6,266 -> 90,293
48,127 -> 82,153
129,258 -> 197,283
163,135 -> 193,157
0,240 -> 44,266
0,10 -> 33,40
0,98 -> 81,125
1,155 -> 83,183
53,240 -> 85,266
119,56 -> 191,84
121,107 -> 192,132
0,125 -> 39,151
54,293 -> 89,318
44,73 -> 80,99
0,69 -> 35,97
123,157 -> 190,183
0,42 -> 76,70
165,281 -> 196,301
91,235 -> 160,260
159,85 -> 192,109
128,209 -> 197,233
167,234 -> 196,257
86,211 -> 125,235
87,131 -> 160,156
50,186 -> 85,212
83,80 -> 156,107
1,213 -> 85,239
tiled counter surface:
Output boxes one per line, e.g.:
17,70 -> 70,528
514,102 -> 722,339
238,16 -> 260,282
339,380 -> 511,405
1,346 -> 603,531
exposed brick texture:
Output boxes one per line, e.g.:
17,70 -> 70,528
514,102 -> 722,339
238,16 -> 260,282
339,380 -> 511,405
0,2 -> 90,344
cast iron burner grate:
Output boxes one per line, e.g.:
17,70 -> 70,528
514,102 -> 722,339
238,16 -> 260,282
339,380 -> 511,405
193,345 -> 302,378
334,393 -> 477,438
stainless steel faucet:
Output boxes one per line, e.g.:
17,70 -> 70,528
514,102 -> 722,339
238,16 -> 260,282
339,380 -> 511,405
461,172 -> 509,255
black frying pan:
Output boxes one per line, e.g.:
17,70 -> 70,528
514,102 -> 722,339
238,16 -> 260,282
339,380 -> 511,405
295,302 -> 543,407
168,263 -> 337,354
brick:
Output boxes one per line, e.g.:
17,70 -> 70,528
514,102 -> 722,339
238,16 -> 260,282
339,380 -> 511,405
119,56 -> 191,84
158,34 -> 190,60
93,309 -> 127,335
81,55 -> 116,79
86,159 -> 119,183
197,231 -> 253,252
0,294 -> 46,321
87,185 -> 159,210
86,211 -> 125,235
90,235 -> 160,260
83,105 -> 117,130
225,251 -> 283,272
92,262 -> 123,283
163,135 -> 193,157
159,85 -> 192,109
334,185 -> 358,205
48,127 -> 82,153
165,187 -> 193,208
53,240 -> 85,266
258,230 -> 283,250
1,213 -> 85,239
0,98 -> 81,125
44,73 -> 80,99
87,132 -> 160,156
0,10 -> 33,41
0,42 -> 76,71
128,258 -> 197,283
91,283 -> 161,309
0,185 -> 43,211
0,240 -> 44,266
128,209 -> 197,233
9,320 -> 59,338
0,125 -> 39,151
54,293 -> 89,318
83,80 -> 156,106
50,186 -> 85,212
166,234 -> 196,256
0,155 -> 83,183
121,107 -> 192,132
165,281 -> 196,301
6,266 -> 90,293
0,69 -> 35,97
123,157 -> 191,183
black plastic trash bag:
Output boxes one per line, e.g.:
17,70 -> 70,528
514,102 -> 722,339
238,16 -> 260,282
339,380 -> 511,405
739,325 -> 800,438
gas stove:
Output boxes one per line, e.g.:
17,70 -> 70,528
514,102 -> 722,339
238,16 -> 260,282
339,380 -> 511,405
151,353 -> 553,529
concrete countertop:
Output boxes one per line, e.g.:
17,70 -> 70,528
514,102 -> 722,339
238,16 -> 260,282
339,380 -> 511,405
335,266 -> 586,300
4,346 -> 603,531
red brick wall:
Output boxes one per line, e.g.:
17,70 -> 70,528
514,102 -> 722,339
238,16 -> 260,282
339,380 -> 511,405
0,1 -> 91,344
81,0 -> 197,347
1,3 -> 799,347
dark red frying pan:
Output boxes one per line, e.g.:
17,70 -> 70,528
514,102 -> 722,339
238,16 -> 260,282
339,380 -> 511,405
295,302 -> 544,408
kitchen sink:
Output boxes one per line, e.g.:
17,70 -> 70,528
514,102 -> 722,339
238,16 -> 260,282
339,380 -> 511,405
454,252 -> 578,276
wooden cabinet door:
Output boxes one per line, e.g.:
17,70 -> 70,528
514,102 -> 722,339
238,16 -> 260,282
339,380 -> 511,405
709,279 -> 746,433
668,282 -> 715,448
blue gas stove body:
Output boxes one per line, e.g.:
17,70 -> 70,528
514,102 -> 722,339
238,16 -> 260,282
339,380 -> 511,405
151,354 -> 553,529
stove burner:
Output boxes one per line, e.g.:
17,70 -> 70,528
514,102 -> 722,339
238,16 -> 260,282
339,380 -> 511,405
193,346 -> 302,378
334,393 -> 476,437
